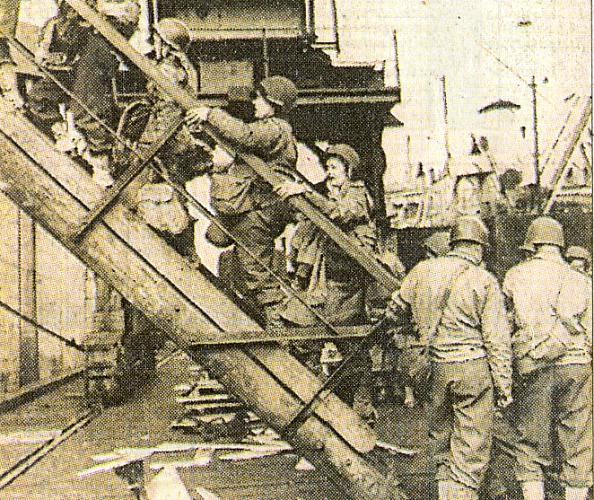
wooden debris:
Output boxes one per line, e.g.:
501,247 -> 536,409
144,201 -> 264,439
176,394 -> 235,404
79,457 -> 143,477
195,486 -> 222,500
295,457 -> 316,471
145,467 -> 192,500
183,402 -> 243,412
149,451 -> 213,470
0,429 -> 61,445
376,440 -> 420,457
218,449 -> 285,461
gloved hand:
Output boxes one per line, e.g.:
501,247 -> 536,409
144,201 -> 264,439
185,106 -> 211,128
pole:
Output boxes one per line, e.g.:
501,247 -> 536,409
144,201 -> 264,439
531,76 -> 540,188
18,212 -> 39,386
441,75 -> 450,178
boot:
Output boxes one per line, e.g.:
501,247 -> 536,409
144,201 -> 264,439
565,487 -> 589,500
83,150 -> 114,189
520,481 -> 545,500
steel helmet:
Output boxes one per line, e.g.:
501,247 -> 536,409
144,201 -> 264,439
326,144 -> 360,174
258,76 -> 298,113
156,18 -> 191,52
524,216 -> 565,248
423,231 -> 450,257
565,245 -> 591,262
520,222 -> 537,253
518,242 -> 535,254
450,216 -> 490,247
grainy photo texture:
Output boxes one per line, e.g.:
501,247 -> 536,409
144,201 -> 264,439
0,1 -> 590,499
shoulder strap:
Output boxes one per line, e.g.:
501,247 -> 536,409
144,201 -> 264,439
425,259 -> 472,345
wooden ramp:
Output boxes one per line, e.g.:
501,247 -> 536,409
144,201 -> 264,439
0,99 -> 404,499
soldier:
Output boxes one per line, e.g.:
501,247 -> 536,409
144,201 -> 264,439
185,75 -> 299,325
389,216 -> 513,500
275,143 -> 377,419
278,143 -> 375,326
390,230 -> 451,409
25,0 -> 141,187
422,230 -> 450,259
0,0 -> 24,107
502,217 -> 592,500
134,17 -> 203,263
565,245 -> 591,276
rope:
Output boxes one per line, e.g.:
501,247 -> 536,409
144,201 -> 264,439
0,298 -> 85,352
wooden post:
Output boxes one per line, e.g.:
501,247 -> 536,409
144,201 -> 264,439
18,211 -> 38,386
544,97 -> 592,213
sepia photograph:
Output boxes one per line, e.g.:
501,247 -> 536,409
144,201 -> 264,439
0,0 -> 590,498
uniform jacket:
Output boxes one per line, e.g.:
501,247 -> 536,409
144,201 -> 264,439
0,0 -> 19,61
205,109 -> 298,212
207,109 -> 298,169
503,249 -> 592,366
294,179 -> 376,282
397,250 -> 513,399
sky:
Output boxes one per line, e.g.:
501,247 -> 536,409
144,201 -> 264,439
326,0 -> 591,189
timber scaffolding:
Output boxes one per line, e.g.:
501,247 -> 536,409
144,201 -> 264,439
0,0 -> 408,498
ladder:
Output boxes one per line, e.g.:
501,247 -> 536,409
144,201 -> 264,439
0,97 -> 405,500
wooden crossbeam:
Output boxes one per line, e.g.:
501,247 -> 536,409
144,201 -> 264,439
73,117 -> 184,239
187,325 -> 371,347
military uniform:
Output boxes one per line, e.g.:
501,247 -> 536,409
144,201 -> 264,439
27,6 -> 93,129
0,0 -> 18,62
135,38 -> 202,258
204,108 -> 298,310
503,248 -> 592,492
284,179 -> 375,325
395,246 -> 512,496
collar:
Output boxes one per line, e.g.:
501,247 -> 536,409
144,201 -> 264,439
532,248 -> 565,264
446,249 -> 482,266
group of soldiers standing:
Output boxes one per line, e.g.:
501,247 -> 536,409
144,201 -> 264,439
0,2 -> 591,500
390,215 -> 591,500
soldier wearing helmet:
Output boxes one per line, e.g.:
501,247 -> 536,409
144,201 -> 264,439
132,17 -> 203,263
565,245 -> 591,276
388,215 -> 512,500
422,231 -> 451,259
185,76 -> 298,326
0,0 -> 24,107
502,216 -> 592,500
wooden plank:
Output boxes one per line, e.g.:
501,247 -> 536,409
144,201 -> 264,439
188,325 -> 371,346
18,212 -> 39,385
0,108 -> 403,499
63,0 -> 401,294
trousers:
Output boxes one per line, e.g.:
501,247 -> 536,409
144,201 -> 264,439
231,202 -> 292,307
428,357 -> 494,491
511,363 -> 592,488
